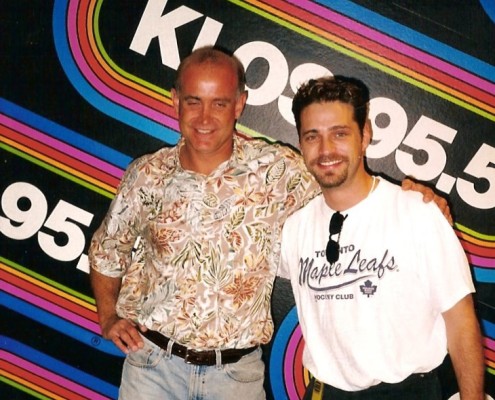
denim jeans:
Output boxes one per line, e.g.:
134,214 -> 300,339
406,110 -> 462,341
119,335 -> 266,400
303,370 -> 442,400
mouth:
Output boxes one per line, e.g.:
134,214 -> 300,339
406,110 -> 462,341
196,128 -> 213,135
317,158 -> 342,167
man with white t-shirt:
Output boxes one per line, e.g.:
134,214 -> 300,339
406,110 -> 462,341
279,76 -> 484,400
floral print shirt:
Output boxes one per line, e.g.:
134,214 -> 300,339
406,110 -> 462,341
89,134 -> 319,349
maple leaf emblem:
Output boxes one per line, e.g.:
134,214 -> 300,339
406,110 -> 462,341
360,280 -> 377,297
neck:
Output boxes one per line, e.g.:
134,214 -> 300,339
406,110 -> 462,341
179,142 -> 233,176
322,173 -> 377,211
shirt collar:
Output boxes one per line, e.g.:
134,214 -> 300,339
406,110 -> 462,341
172,133 -> 244,175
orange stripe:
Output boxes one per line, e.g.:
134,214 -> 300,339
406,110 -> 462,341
0,134 -> 116,194
1,123 -> 120,188
1,263 -> 96,312
0,268 -> 98,323
246,0 -> 495,114
0,368 -> 66,400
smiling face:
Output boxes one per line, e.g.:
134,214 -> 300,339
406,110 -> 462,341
172,59 -> 247,174
299,101 -> 371,193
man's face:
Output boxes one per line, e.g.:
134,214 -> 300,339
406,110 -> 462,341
299,101 -> 369,190
172,60 -> 247,168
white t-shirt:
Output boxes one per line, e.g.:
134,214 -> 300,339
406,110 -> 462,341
279,178 -> 474,391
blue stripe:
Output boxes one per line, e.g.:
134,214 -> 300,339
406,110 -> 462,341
269,306 -> 299,400
316,0 -> 495,82
0,292 -> 124,358
480,0 -> 495,23
482,319 -> 495,338
0,97 -> 132,169
474,267 -> 495,283
0,335 -> 118,398
52,0 -> 180,146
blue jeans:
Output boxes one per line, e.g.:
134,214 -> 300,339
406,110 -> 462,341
119,335 -> 266,400
303,370 -> 442,400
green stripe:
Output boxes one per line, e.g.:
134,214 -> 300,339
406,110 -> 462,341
1,256 -> 96,305
456,223 -> 495,241
0,376 -> 52,400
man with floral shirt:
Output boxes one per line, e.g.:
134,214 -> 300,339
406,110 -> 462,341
89,47 -> 449,400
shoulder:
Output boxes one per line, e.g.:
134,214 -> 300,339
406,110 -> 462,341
237,134 -> 301,160
379,179 -> 427,206
125,146 -> 177,175
235,133 -> 308,178
377,179 -> 447,226
284,195 -> 321,228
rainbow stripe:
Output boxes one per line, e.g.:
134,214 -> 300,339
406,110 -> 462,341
0,337 -> 118,399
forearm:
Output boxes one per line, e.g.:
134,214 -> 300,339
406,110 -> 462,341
443,295 -> 485,399
90,268 -> 122,337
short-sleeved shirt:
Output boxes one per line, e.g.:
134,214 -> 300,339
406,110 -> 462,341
280,178 -> 474,390
89,134 -> 319,349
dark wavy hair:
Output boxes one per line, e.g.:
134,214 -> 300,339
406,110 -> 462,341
292,75 -> 370,137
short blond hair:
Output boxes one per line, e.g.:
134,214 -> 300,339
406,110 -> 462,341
174,46 -> 246,96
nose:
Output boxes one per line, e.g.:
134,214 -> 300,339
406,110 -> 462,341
199,103 -> 213,124
320,135 -> 337,154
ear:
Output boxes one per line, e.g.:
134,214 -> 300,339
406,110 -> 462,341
362,118 -> 372,153
171,88 -> 180,115
235,90 -> 248,119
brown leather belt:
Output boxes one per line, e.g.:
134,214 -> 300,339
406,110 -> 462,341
141,330 -> 258,366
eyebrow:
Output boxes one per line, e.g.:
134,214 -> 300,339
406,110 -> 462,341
183,94 -> 233,103
301,124 -> 350,135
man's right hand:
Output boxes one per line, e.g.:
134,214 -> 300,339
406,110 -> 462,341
101,315 -> 146,354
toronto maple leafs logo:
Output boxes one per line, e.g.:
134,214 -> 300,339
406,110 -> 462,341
360,280 -> 377,297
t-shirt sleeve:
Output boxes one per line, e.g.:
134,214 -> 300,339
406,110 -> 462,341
408,197 -> 475,313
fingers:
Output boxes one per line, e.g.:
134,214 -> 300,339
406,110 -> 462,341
401,177 -> 414,191
105,318 -> 144,354
402,179 -> 435,202
433,194 -> 453,225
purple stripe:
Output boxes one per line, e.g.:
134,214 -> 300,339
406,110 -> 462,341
4,281 -> 100,333
289,0 -> 495,94
67,0 -> 178,128
1,351 -> 109,400
2,114 -> 123,179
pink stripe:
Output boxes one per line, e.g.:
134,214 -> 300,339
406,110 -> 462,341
284,325 -> 303,399
1,351 -> 109,400
4,281 -> 100,333
484,337 -> 495,351
289,0 -> 495,94
1,114 -> 123,179
469,255 -> 495,268
67,0 -> 177,128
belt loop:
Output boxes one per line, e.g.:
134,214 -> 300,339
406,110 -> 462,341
166,338 -> 174,359
215,349 -> 222,369
311,378 -> 324,400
